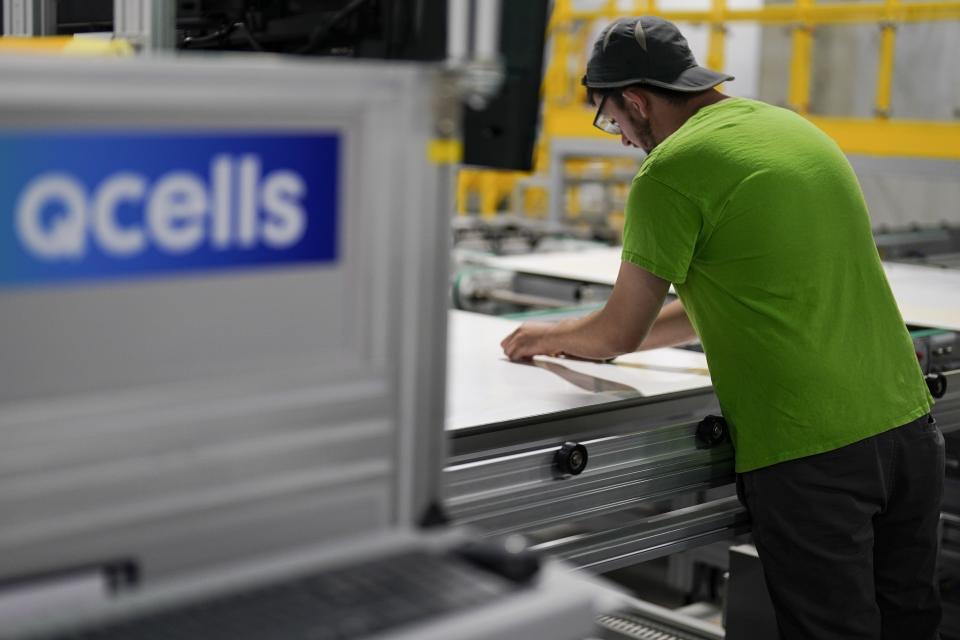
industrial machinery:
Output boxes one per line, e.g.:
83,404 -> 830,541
876,224 -> 960,269
0,7 -> 629,638
443,247 -> 960,637
7,0 -> 550,172
445,311 -> 748,576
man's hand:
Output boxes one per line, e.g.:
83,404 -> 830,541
501,322 -> 560,361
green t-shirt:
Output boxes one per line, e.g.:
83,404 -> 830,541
622,97 -> 933,473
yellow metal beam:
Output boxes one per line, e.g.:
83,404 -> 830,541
788,29 -> 813,113
874,0 -> 899,118
545,106 -> 960,161
0,36 -> 133,56
706,0 -> 727,75
554,2 -> 960,25
808,116 -> 960,160
543,106 -> 608,141
875,23 -> 896,117
571,22 -> 591,106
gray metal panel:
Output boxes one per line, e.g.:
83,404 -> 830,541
0,54 -> 450,584
446,394 -> 730,536
2,0 -> 56,36
113,0 -> 176,51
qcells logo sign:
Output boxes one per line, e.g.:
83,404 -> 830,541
0,132 -> 339,287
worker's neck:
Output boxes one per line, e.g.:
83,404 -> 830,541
660,90 -> 730,139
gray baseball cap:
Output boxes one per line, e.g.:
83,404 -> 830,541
582,16 -> 733,92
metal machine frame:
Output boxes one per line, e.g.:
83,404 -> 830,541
0,52 -> 453,588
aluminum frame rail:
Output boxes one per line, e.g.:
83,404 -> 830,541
445,389 -> 733,537
532,496 -> 750,575
113,0 -> 175,51
446,369 -> 959,572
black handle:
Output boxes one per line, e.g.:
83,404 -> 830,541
554,441 -> 589,476
696,415 -> 729,448
926,373 -> 948,399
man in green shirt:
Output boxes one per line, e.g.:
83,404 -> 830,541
502,16 -> 942,640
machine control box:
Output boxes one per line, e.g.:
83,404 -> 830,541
913,329 -> 959,375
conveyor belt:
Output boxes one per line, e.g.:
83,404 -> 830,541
595,609 -> 723,640
597,614 -> 700,640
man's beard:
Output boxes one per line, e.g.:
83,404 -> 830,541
635,115 -> 658,153
637,118 -> 660,153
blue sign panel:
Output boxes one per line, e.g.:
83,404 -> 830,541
0,131 -> 339,288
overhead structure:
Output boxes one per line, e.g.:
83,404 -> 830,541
543,0 -> 960,160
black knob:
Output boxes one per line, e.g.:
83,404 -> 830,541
696,415 -> 729,448
453,538 -> 541,584
554,441 -> 588,476
926,373 -> 948,399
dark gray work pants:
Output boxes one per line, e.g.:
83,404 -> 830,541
737,414 -> 944,640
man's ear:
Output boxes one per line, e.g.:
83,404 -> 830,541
622,87 -> 650,119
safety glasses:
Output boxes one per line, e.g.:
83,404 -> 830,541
593,94 -> 621,135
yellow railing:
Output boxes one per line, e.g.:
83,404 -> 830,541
547,0 -> 960,133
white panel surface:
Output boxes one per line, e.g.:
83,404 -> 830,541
883,263 -> 960,331
446,310 -> 711,431
480,248 -> 621,286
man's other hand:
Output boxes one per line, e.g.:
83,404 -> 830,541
501,322 -> 560,361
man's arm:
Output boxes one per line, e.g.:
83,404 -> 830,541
501,261 -> 670,361
638,298 -> 698,350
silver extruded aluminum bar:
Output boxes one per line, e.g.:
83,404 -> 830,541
534,496 -> 751,574
113,0 -> 175,51
447,0 -> 470,62
3,0 -> 56,35
474,0 -> 501,62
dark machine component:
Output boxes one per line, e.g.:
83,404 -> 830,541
175,0 -> 446,59
913,329 -> 960,375
696,415 -> 728,449
875,224 -> 960,268
460,0 -> 551,171
554,441 -> 589,476
42,551 -> 520,640
53,0 -> 549,172
453,539 -> 541,584
929,373 -> 949,399
54,1 -> 447,59
56,0 -> 113,33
